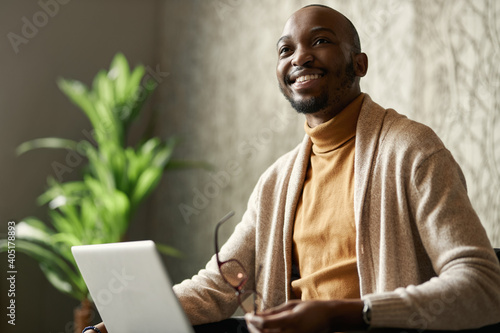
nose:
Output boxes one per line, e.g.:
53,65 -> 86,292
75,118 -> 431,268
291,46 -> 313,67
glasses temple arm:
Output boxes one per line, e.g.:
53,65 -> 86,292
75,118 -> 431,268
214,211 -> 235,262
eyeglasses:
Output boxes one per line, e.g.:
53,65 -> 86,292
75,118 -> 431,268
214,211 -> 261,314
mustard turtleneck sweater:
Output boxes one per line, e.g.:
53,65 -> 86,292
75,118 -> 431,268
291,93 -> 365,300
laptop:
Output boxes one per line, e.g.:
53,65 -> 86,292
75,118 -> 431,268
72,240 -> 195,333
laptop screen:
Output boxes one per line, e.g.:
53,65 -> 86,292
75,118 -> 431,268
72,240 -> 194,333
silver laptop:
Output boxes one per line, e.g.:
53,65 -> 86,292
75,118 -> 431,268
72,240 -> 194,333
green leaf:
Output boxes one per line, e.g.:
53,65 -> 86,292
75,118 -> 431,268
50,209 -> 81,236
80,196 -> 98,232
0,239 -> 7,251
108,190 -> 130,236
95,70 -> 115,107
125,65 -> 145,100
2,239 -> 84,300
55,180 -> 89,196
100,141 -> 127,191
19,216 -> 53,233
156,243 -> 182,258
130,168 -> 162,208
109,53 -> 130,103
139,137 -> 161,156
40,263 -> 76,297
92,100 -> 122,145
16,138 -> 79,156
151,141 -> 176,169
126,78 -> 156,127
57,78 -> 97,125
37,180 -> 88,206
15,220 -> 53,243
125,148 -> 141,190
13,221 -> 78,274
85,148 -> 115,190
57,203 -> 83,233
51,232 -> 82,247
83,175 -> 105,196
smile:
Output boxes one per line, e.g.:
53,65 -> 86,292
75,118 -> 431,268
295,74 -> 323,83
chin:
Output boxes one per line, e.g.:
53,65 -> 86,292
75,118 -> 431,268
289,95 -> 328,114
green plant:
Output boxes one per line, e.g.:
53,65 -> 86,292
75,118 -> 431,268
0,54 -> 197,328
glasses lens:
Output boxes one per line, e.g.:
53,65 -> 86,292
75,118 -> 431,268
220,259 -> 248,289
239,290 -> 260,314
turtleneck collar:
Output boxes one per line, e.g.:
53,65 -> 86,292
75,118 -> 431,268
304,93 -> 365,154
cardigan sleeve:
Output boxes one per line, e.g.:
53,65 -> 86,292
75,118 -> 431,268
364,146 -> 500,330
172,141 -> 304,326
172,180 -> 260,325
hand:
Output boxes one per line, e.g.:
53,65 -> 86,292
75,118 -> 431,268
244,299 -> 365,333
87,322 -> 107,333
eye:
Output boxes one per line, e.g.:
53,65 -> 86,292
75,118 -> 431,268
314,38 -> 330,45
279,46 -> 292,56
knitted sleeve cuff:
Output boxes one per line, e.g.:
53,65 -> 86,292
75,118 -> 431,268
362,291 -> 415,329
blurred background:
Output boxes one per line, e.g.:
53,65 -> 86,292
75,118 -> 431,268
0,0 -> 499,331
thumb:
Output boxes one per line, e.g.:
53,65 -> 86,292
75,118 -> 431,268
259,301 -> 298,316
245,312 -> 264,329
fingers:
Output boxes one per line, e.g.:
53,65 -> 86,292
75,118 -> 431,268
245,313 -> 263,333
259,301 -> 299,316
244,300 -> 336,333
95,322 -> 108,333
245,313 -> 283,333
245,308 -> 296,332
245,300 -> 302,332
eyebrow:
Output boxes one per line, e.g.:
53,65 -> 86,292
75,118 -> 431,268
276,35 -> 290,48
310,26 -> 338,37
276,26 -> 338,48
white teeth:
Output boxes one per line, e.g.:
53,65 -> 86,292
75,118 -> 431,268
296,74 -> 321,83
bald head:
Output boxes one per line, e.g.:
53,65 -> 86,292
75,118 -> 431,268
296,4 -> 361,53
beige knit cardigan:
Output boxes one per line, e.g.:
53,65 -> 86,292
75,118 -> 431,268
173,95 -> 500,330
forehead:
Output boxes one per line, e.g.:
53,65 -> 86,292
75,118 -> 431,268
279,7 -> 350,43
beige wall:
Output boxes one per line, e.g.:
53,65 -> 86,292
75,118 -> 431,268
1,0 -> 499,332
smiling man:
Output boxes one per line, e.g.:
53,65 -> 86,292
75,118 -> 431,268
276,4 -> 365,126
178,4 -> 500,332
87,4 -> 500,333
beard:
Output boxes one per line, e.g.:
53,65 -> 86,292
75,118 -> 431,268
280,60 -> 356,115
284,88 -> 329,114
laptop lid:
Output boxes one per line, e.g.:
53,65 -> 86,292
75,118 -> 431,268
72,240 -> 194,333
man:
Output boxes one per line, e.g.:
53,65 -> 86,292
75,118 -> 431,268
89,4 -> 500,333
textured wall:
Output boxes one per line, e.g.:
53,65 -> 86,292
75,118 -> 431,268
411,0 -> 500,242
152,0 -> 305,283
151,0 -> 500,286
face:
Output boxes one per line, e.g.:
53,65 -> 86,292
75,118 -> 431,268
276,7 -> 360,115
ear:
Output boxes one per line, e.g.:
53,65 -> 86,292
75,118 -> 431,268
353,53 -> 368,77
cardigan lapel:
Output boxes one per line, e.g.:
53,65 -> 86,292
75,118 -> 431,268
280,95 -> 389,298
282,134 -> 311,301
354,95 -> 388,223
353,94 -> 388,294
